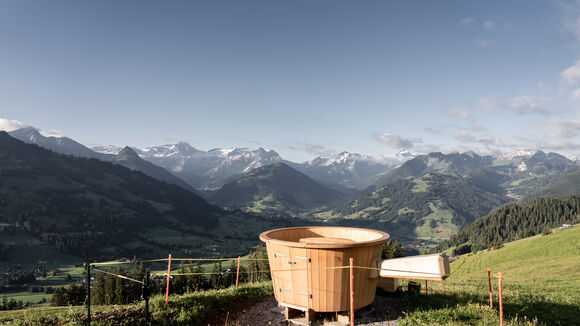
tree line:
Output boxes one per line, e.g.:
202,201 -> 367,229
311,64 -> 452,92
438,194 -> 580,254
51,246 -> 271,306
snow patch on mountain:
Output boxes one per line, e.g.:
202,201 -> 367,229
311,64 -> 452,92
91,145 -> 123,155
495,150 -> 539,161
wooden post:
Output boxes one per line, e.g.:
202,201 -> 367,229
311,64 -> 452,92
165,254 -> 172,304
488,268 -> 493,309
236,256 -> 241,288
144,270 -> 150,326
85,262 -> 90,326
425,280 -> 428,295
350,257 -> 354,326
498,272 -> 503,326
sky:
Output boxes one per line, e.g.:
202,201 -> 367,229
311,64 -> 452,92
2,1 -> 580,162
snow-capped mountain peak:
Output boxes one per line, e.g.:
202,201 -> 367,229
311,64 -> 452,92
496,149 -> 540,161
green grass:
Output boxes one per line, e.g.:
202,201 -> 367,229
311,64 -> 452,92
414,202 -> 457,240
412,177 -> 429,193
401,225 -> 580,325
3,227 -> 579,325
0,282 -> 273,326
0,292 -> 51,306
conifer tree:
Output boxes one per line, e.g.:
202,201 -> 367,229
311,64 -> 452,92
210,262 -> 220,289
103,267 -> 116,304
113,265 -> 125,304
91,271 -> 105,305
191,261 -> 205,291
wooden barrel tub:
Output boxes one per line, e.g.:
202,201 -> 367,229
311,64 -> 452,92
259,226 -> 390,313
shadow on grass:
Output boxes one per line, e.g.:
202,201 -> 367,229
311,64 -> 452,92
397,289 -> 579,326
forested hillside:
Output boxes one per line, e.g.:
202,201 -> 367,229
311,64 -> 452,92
211,163 -> 347,214
0,132 -> 224,259
439,195 -> 580,252
331,173 -> 509,241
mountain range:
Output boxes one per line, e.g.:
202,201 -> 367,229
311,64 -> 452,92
7,126 -> 407,193
7,124 -> 580,250
0,131 -> 300,265
376,150 -> 578,199
211,163 -> 347,214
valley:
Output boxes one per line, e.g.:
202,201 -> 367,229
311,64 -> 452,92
2,127 -> 580,322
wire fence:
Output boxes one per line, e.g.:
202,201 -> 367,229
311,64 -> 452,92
81,255 -> 514,326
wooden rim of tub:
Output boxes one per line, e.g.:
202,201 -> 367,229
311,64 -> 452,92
259,226 -> 390,249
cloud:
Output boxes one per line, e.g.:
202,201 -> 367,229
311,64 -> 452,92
561,59 -> 580,84
478,136 -> 507,147
39,130 -> 65,138
449,107 -> 474,121
237,138 -> 263,146
508,96 -> 550,115
483,20 -> 497,30
546,117 -> 580,138
414,143 -> 441,154
448,107 -> 486,131
571,88 -> 580,100
562,2 -> 580,43
0,118 -> 29,132
454,132 -> 477,143
477,95 -> 552,115
478,94 -> 501,110
424,127 -> 442,134
460,17 -> 475,24
474,38 -> 495,48
375,133 -> 414,149
0,118 -> 65,138
288,143 -> 337,157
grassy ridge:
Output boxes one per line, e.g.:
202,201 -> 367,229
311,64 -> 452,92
0,282 -> 273,325
2,227 -> 578,325
403,225 -> 580,325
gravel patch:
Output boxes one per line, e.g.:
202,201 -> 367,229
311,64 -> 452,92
229,293 -> 405,326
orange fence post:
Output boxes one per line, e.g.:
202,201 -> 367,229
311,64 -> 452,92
236,256 -> 241,288
488,268 -> 493,309
350,257 -> 355,326
425,280 -> 428,295
498,272 -> 503,326
165,254 -> 172,304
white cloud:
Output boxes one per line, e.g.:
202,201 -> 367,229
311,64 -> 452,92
478,94 -> 501,110
478,136 -> 506,147
454,132 -> 477,143
508,96 -> 550,115
562,2 -> 580,43
571,88 -> 580,100
460,17 -> 475,24
561,59 -> 580,84
0,118 -> 29,132
483,20 -> 497,30
288,142 -> 337,157
449,107 -> 474,121
375,133 -> 414,149
477,95 -> 551,115
0,118 -> 65,138
546,117 -> 580,138
448,107 -> 486,131
424,127 -> 442,134
39,129 -> 65,138
474,38 -> 495,48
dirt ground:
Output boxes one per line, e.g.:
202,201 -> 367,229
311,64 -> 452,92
229,293 -> 405,326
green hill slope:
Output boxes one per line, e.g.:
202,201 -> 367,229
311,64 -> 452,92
0,132 -> 282,263
330,173 -> 509,243
440,195 -> 580,252
438,226 -> 580,325
400,225 -> 580,325
211,163 -> 347,214
521,168 -> 580,203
